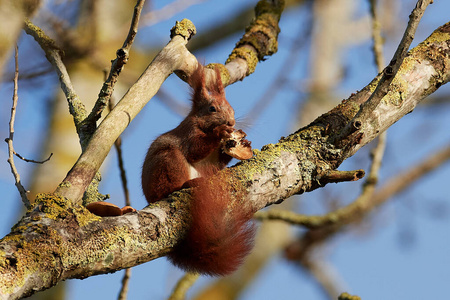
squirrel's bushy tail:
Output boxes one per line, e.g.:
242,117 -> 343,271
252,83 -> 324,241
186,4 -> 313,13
168,178 -> 256,276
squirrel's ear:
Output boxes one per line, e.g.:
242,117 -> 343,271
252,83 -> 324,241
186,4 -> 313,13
189,63 -> 225,103
208,67 -> 225,96
189,63 -> 208,100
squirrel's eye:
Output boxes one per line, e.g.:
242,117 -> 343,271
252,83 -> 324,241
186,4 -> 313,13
209,106 -> 217,112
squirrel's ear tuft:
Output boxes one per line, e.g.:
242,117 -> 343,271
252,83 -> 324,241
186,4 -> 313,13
207,66 -> 225,96
189,63 -> 226,104
189,63 -> 207,99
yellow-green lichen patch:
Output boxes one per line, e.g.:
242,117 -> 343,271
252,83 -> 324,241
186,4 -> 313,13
338,292 -> 361,300
24,19 -> 59,51
74,204 -> 102,227
103,252 -> 114,266
420,23 -> 450,45
240,22 -> 278,59
57,181 -> 71,189
61,226 -> 121,269
226,47 -> 259,76
236,0 -> 284,61
225,0 -> 284,75
206,63 -> 231,86
336,101 -> 361,121
232,126 -> 321,184
32,193 -> 70,220
170,19 -> 196,40
255,0 -> 285,17
32,193 -> 100,227
367,75 -> 382,94
0,232 -> 62,296
383,79 -> 406,107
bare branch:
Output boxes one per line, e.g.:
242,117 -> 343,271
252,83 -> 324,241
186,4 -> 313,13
4,45 -> 30,208
302,258 -> 346,299
168,273 -> 200,300
107,83 -> 133,300
369,0 -> 385,72
319,169 -> 365,184
257,143 -> 450,229
336,0 -> 433,144
357,0 -> 432,120
23,20 -> 89,145
223,0 -> 285,84
371,144 -> 450,206
86,0 -> 147,130
117,268 -> 132,300
14,151 -> 53,164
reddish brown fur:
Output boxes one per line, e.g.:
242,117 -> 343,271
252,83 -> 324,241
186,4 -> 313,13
141,64 -> 255,275
169,177 -> 255,276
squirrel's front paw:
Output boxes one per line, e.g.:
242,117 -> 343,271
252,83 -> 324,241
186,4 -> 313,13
214,124 -> 234,139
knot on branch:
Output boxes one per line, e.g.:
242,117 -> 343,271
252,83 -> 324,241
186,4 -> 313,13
318,169 -> 365,185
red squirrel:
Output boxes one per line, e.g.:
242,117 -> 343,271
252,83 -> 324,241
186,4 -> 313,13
141,64 -> 255,276
87,64 -> 255,275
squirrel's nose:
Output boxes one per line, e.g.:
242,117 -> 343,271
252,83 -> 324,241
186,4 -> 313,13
228,119 -> 236,127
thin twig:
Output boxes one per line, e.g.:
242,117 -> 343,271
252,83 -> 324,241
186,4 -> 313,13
5,45 -> 31,208
364,0 -> 388,187
338,0 -> 432,140
357,0 -> 432,119
302,257 -> 347,299
168,272 -> 200,300
371,144 -> 450,206
369,0 -> 385,73
117,268 -> 132,300
14,151 -> 53,164
86,0 -> 147,128
53,18 -> 197,204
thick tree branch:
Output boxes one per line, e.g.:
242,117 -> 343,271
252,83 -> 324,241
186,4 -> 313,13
0,18 -> 449,300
